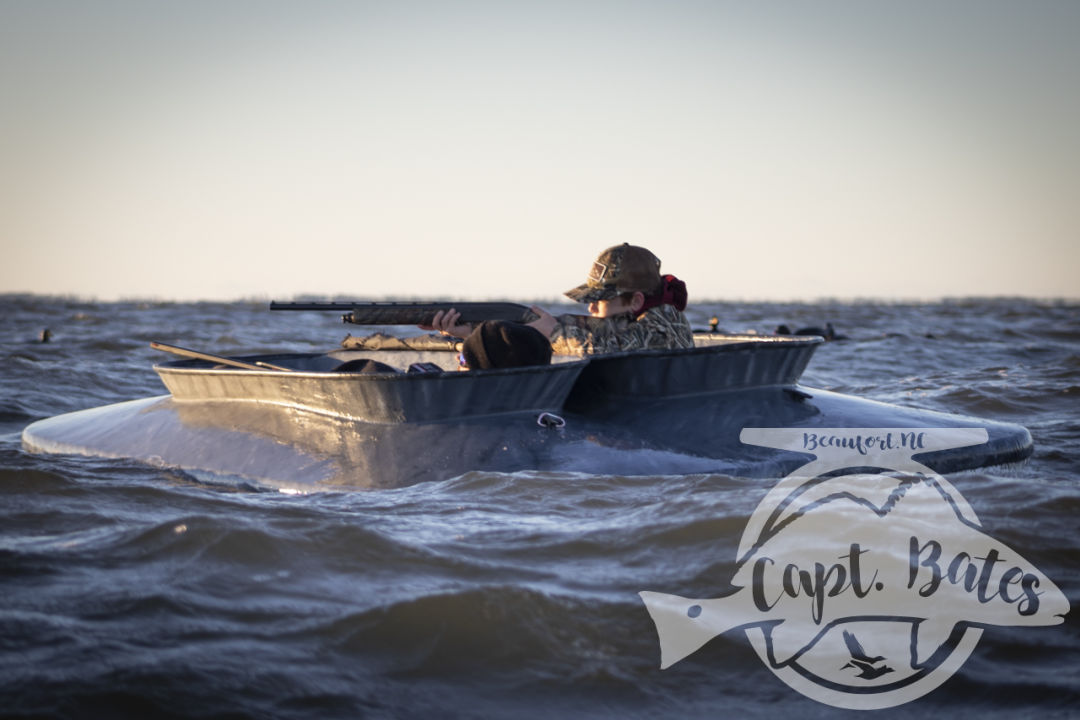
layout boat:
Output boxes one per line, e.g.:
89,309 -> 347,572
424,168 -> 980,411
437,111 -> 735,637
21,303 -> 1033,490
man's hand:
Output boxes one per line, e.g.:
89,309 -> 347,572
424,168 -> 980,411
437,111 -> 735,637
527,305 -> 558,339
419,308 -> 472,339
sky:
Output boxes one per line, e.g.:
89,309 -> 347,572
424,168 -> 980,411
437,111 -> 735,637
2,1 -> 1078,302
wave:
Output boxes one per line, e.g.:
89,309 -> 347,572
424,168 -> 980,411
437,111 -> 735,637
2,297 -> 1078,717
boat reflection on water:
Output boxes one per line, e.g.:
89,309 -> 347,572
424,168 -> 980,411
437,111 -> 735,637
21,333 -> 1033,491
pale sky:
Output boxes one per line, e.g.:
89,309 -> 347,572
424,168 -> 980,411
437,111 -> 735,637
2,1 -> 1078,301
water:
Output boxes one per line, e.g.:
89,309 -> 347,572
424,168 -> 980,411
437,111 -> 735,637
1,296 -> 1078,718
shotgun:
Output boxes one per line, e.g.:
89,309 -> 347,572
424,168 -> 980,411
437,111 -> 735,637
269,301 -> 538,326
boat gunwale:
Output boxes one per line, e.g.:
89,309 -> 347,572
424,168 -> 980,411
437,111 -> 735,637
151,333 -> 824,379
150,334 -> 825,422
152,356 -> 589,381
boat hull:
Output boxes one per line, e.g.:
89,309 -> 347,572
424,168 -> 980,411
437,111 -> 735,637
20,335 -> 1033,489
21,384 -> 1032,491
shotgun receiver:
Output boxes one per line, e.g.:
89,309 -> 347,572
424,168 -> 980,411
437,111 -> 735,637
269,301 -> 538,326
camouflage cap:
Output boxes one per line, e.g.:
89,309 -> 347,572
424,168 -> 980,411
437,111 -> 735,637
564,244 -> 663,303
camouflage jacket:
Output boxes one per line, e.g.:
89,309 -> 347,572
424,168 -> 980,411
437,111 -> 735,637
549,305 -> 695,356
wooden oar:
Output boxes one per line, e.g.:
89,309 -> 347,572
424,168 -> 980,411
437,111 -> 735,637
150,341 -> 294,372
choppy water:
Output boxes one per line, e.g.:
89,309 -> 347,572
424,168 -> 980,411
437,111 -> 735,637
1,296 -> 1077,718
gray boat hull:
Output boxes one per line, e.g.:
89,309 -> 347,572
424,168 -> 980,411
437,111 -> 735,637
20,335 -> 1033,489
21,386 -> 1032,491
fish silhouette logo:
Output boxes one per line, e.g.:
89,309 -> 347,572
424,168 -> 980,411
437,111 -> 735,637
639,428 -> 1070,709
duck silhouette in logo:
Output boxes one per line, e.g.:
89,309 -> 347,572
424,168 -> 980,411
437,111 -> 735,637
840,630 -> 893,680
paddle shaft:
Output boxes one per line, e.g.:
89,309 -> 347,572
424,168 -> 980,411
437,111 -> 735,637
150,342 -> 293,372
269,301 -> 537,326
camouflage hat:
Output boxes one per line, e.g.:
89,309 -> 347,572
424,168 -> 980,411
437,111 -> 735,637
564,244 -> 663,303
